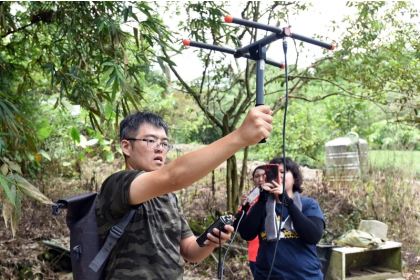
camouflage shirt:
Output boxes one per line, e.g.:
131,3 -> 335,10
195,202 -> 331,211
96,170 -> 194,280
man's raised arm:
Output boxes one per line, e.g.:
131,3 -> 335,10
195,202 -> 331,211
129,106 -> 273,205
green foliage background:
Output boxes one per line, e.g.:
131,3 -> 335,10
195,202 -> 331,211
0,1 -> 419,232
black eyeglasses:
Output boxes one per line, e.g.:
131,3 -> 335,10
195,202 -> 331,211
126,138 -> 173,153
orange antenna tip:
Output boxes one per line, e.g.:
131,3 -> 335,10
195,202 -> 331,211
183,39 -> 191,46
225,15 -> 233,23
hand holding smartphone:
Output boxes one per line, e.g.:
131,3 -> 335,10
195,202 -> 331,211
265,163 -> 280,184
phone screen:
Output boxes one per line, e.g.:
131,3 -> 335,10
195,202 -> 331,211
247,187 -> 260,203
265,164 -> 280,184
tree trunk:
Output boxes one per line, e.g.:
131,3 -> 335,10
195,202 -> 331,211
211,169 -> 215,198
239,146 -> 249,199
231,156 -> 239,212
226,155 -> 239,213
226,157 -> 232,212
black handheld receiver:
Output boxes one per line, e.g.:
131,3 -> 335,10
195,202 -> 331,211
196,215 -> 234,247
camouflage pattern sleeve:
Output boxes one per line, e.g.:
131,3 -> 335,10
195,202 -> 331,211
173,194 -> 194,239
96,170 -> 144,222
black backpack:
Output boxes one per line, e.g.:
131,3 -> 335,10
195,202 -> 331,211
52,192 -> 177,280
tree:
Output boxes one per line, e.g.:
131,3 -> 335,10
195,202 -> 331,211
164,2 -> 310,212
1,2 -> 173,152
0,1 -> 175,234
312,2 -> 420,124
163,1 -> 420,212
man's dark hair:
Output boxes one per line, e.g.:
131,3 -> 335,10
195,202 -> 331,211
269,157 -> 303,193
252,165 -> 266,178
119,111 -> 168,142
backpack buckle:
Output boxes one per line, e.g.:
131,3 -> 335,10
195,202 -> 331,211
52,204 -> 60,216
52,203 -> 66,216
73,245 -> 82,260
110,225 -> 124,239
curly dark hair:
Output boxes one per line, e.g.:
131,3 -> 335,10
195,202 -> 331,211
269,157 -> 303,193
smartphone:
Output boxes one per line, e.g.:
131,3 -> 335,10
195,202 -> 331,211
265,164 -> 280,184
247,186 -> 261,203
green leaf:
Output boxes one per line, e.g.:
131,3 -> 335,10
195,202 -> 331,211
102,62 -> 115,67
133,27 -> 139,49
0,174 -> 15,206
2,158 -> 22,175
138,2 -> 153,12
157,57 -> 165,73
2,198 -> 13,229
112,77 -> 120,98
106,73 -> 117,90
70,127 -> 80,143
105,104 -> 115,119
98,21 -> 105,33
36,126 -> 54,141
40,150 -> 51,161
158,56 -> 177,66
14,174 -> 52,205
101,67 -> 114,84
11,190 -> 21,237
130,9 -> 139,22
123,7 -> 129,22
1,163 -> 8,176
115,67 -> 125,84
103,151 -> 115,162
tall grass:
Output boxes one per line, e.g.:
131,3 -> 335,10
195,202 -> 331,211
305,158 -> 420,252
369,150 -> 420,173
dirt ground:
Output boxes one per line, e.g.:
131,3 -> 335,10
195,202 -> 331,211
0,153 -> 419,280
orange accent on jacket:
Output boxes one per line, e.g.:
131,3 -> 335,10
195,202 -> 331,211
238,197 -> 259,262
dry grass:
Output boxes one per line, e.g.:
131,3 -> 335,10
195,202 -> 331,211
304,169 -> 420,248
0,154 -> 419,279
304,168 -> 420,280
179,164 -> 420,280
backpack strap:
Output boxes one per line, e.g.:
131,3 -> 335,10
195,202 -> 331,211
89,191 -> 176,279
88,209 -> 135,278
88,170 -> 146,277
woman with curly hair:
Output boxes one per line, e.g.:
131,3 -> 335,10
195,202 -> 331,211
238,157 -> 325,280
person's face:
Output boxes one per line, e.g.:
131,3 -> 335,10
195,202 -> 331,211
253,169 -> 265,186
121,123 -> 168,172
279,164 -> 295,192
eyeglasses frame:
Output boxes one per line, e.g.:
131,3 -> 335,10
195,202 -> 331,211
125,138 -> 173,153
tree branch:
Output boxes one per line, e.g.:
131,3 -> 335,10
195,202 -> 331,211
1,22 -> 34,38
200,51 -> 212,94
161,47 -> 223,128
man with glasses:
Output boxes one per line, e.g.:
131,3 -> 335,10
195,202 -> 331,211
96,107 -> 273,279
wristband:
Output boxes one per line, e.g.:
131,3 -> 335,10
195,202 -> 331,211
259,189 -> 270,203
279,192 -> 293,208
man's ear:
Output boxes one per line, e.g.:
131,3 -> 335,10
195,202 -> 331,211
121,140 -> 132,157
